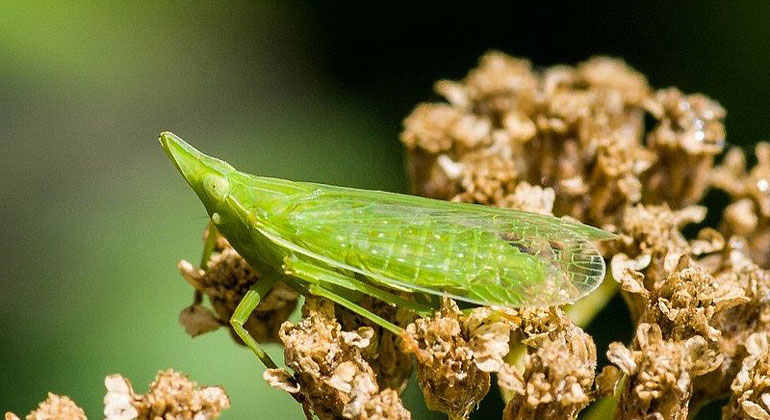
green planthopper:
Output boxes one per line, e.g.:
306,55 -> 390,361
159,131 -> 615,369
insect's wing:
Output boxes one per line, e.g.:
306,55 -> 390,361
261,185 -> 610,307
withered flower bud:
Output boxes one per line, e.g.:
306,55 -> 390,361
723,333 -> 770,420
610,324 -> 721,420
711,143 -> 770,267
693,246 -> 770,405
5,394 -> 86,420
500,308 -> 596,420
103,370 -> 230,420
646,258 -> 747,342
336,296 -> 415,393
610,204 -> 725,321
643,88 -> 726,207
276,297 -> 410,420
402,299 -> 518,420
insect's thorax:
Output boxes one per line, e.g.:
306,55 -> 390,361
211,174 -> 316,271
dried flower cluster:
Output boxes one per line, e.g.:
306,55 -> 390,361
265,297 -> 411,420
178,228 -> 299,343
498,307 -> 597,420
5,370 -> 229,420
401,51 -> 727,229
402,52 -> 770,419
712,143 -> 770,267
602,256 -> 746,419
5,394 -> 86,420
103,370 -> 230,420
723,333 -> 770,420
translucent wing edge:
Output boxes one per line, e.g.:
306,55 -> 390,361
300,184 -> 617,241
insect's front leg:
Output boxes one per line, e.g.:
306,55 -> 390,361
281,255 -> 406,335
230,272 -> 279,369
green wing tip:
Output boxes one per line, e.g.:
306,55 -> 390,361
560,217 -> 618,241
585,226 -> 618,241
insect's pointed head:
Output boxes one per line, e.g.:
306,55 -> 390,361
159,131 -> 236,215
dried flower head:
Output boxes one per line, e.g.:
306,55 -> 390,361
712,143 -> 770,267
608,323 -> 722,420
5,394 -> 86,420
336,296 -> 415,392
609,204 -> 726,321
646,257 -> 747,342
643,88 -> 726,207
275,297 -> 410,420
402,299 -> 516,420
499,308 -> 596,420
723,333 -> 770,420
103,370 -> 230,420
178,229 -> 299,343
692,245 -> 770,405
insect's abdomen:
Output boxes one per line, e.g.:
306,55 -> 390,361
345,224 -> 546,306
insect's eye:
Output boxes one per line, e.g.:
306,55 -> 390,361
202,174 -> 230,203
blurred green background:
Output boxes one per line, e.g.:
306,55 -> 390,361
1,1 -> 768,419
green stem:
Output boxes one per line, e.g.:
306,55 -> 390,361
565,274 -> 618,327
580,393 -> 618,420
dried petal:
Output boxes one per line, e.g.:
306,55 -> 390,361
179,303 -> 222,337
264,369 -> 300,394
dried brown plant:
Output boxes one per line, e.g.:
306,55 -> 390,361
5,371 -> 229,420
178,228 -> 299,343
5,394 -> 86,420
712,143 -> 770,267
266,297 -> 411,420
498,307 -> 597,420
722,332 -> 770,420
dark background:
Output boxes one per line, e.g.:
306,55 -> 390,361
2,2 -> 765,418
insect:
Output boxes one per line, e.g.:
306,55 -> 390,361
159,131 -> 615,369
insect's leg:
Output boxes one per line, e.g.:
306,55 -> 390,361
229,274 -> 279,369
308,284 -> 403,335
200,221 -> 219,268
282,255 -> 434,316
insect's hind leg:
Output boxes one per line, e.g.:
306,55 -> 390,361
281,255 -> 408,334
308,284 -> 403,335
282,255 -> 434,316
229,274 -> 279,369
